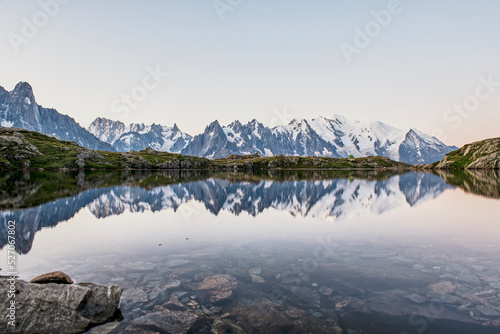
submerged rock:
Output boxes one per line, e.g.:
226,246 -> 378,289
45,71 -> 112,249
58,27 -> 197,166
121,288 -> 149,303
248,268 -> 262,276
319,286 -> 334,296
198,274 -> 237,302
131,309 -> 200,333
211,318 -> 247,333
250,274 -> 265,284
284,286 -> 321,308
489,282 -> 500,289
0,275 -> 122,334
427,281 -> 456,294
123,262 -> 156,271
167,259 -> 190,267
406,293 -> 426,304
475,305 -> 500,317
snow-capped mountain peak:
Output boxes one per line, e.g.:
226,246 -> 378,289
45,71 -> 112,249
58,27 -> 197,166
177,114 -> 456,163
87,117 -> 192,153
0,82 -> 114,151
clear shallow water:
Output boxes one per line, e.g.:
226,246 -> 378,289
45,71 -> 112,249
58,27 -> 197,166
0,170 -> 499,333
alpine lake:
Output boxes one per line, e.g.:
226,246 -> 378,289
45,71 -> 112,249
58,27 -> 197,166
1,168 -> 499,334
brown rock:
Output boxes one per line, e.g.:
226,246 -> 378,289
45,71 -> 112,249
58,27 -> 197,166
428,281 -> 455,294
319,286 -> 334,296
198,274 -> 237,302
30,271 -> 74,284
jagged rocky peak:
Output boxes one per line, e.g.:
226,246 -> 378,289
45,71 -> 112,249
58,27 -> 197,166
12,81 -> 36,101
205,120 -> 224,134
149,123 -> 165,132
228,120 -> 243,131
87,117 -> 193,153
209,119 -> 221,127
88,117 -> 127,143
0,82 -> 114,151
91,117 -> 124,127
9,82 -> 38,116
89,117 -> 126,131
247,118 -> 265,130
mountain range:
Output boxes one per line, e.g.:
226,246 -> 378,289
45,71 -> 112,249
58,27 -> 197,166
1,82 -> 457,164
89,116 -> 458,164
0,82 -> 113,151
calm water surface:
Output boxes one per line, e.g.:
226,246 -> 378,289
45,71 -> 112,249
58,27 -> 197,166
0,169 -> 499,334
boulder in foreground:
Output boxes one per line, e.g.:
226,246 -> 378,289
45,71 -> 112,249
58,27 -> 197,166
0,273 -> 122,334
29,271 -> 74,284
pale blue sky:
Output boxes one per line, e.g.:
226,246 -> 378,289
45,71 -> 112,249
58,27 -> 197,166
1,0 -> 499,146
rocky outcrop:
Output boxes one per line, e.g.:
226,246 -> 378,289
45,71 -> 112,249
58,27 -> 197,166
212,154 -> 410,170
0,128 -> 211,170
432,137 -> 500,169
0,274 -> 122,334
121,153 -> 153,169
0,130 -> 41,167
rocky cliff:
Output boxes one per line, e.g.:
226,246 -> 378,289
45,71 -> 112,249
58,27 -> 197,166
431,137 -> 500,169
0,82 -> 113,151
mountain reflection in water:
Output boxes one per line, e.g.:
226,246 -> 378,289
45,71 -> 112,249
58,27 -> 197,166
1,171 -> 453,254
0,169 -> 499,333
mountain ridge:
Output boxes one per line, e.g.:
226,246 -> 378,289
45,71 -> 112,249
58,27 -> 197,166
90,115 -> 457,164
0,82 -> 114,151
0,81 -> 457,164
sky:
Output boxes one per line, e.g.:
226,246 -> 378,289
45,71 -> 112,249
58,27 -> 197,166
0,0 -> 499,146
